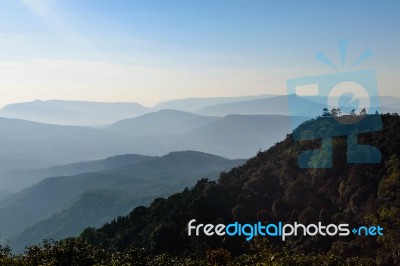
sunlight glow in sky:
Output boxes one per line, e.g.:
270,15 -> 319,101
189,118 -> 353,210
0,0 -> 399,107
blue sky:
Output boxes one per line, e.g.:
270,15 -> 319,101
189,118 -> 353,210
0,0 -> 399,107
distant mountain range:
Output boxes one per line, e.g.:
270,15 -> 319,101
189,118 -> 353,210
1,95 -> 399,126
3,94 -> 395,193
0,111 -> 293,184
0,100 -> 149,126
0,154 -> 153,193
0,151 -> 245,252
105,111 -> 297,158
197,95 -> 299,116
0,95 -> 276,126
198,95 -> 400,117
107,109 -> 218,137
152,95 -> 277,112
0,117 -> 135,173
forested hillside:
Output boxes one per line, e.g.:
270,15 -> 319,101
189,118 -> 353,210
80,114 -> 400,265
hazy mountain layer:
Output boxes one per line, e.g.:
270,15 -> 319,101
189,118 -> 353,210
0,154 -> 153,193
153,95 -> 276,112
0,96 -> 279,126
196,95 -> 400,117
0,112 -> 292,180
2,96 -> 399,126
0,100 -> 149,126
107,109 -> 218,136
0,151 -> 245,251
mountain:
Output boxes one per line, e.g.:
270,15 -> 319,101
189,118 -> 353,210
363,96 -> 400,108
152,95 -> 277,112
0,96 -> 279,126
196,94 -> 400,117
196,94 -> 322,117
167,114 -> 301,158
0,95 -> 280,126
0,151 -> 245,250
0,117 -> 138,172
0,154 -> 153,193
77,114 -> 400,265
2,96 -> 398,128
106,111 -> 296,159
10,189 -> 154,253
0,113 -> 292,188
381,106 -> 400,114
106,113 -> 295,159
0,100 -> 149,126
106,109 -> 218,136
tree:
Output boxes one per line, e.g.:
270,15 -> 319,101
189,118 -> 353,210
322,108 -> 331,117
360,108 -> 367,116
331,108 -> 338,117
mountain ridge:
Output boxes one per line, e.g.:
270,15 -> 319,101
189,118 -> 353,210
0,113 -> 291,176
0,154 -> 154,193
107,109 -> 219,136
75,114 -> 400,265
0,99 -> 149,126
0,151 -> 245,250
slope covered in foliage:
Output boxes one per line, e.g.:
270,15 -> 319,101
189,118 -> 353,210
79,114 -> 400,265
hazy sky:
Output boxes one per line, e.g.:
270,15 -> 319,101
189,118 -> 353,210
0,0 -> 399,107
